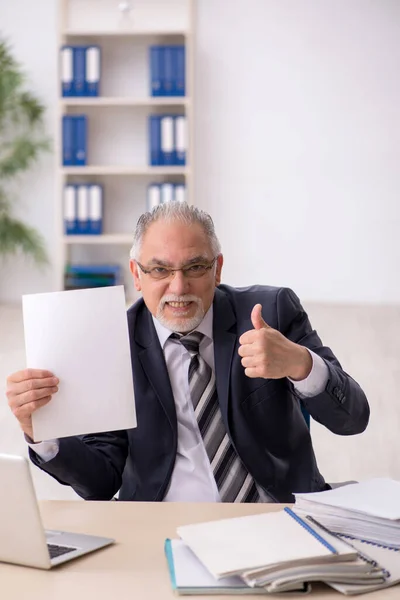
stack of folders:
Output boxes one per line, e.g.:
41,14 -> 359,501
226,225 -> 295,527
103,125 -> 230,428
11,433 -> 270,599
62,115 -> 87,166
60,45 -> 101,96
150,45 -> 185,97
64,184 -> 103,235
149,115 -> 186,166
64,265 -> 122,291
294,478 -> 400,594
166,507 -> 396,596
147,183 -> 186,211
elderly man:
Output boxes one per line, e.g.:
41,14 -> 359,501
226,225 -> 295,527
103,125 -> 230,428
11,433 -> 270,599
6,203 -> 369,503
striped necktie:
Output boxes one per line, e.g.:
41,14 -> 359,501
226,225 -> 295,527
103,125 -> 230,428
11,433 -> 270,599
174,331 -> 261,503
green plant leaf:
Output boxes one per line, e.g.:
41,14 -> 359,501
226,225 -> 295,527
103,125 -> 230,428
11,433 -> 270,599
0,213 -> 48,265
0,36 -> 50,265
0,136 -> 50,178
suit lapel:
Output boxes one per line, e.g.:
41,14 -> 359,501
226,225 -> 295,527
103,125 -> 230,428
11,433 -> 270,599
135,307 -> 177,430
213,288 -> 237,427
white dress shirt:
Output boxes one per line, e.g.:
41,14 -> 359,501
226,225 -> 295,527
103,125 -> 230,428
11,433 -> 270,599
29,307 -> 329,501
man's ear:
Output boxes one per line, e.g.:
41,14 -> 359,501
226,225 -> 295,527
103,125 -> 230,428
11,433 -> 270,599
215,254 -> 223,286
130,259 -> 142,291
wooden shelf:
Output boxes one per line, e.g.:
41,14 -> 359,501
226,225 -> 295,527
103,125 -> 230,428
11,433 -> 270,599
62,166 -> 189,176
64,234 -> 133,245
63,30 -> 188,37
61,97 -> 190,107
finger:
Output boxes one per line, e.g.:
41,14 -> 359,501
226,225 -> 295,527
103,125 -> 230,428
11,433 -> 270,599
241,356 -> 258,369
18,376 -> 59,394
238,330 -> 259,346
14,396 -> 53,420
250,304 -> 271,330
8,386 -> 59,408
8,369 -> 55,384
244,367 -> 262,378
238,344 -> 257,358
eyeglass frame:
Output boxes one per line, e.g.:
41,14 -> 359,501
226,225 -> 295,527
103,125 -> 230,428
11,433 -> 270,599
135,256 -> 219,280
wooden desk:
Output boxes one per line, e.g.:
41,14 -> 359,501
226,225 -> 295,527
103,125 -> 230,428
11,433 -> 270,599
1,501 -> 398,599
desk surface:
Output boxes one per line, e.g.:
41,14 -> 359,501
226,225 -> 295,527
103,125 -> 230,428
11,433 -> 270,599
1,501 -> 398,599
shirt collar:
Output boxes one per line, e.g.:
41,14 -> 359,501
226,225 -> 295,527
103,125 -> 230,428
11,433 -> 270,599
152,305 -> 214,349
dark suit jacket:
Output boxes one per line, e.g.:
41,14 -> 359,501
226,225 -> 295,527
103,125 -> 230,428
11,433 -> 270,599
30,285 -> 369,503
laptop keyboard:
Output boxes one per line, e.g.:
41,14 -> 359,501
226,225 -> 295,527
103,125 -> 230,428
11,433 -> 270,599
47,543 -> 77,559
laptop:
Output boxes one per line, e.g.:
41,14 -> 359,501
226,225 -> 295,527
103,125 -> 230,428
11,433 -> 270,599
0,453 -> 114,569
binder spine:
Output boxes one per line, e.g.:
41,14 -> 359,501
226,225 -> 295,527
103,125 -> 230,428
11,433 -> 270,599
284,507 -> 338,555
149,115 -> 161,166
150,46 -> 163,97
174,46 -> 185,97
76,184 -> 89,234
85,46 -> 101,96
64,184 -> 76,234
62,116 -> 74,166
88,184 -> 103,234
174,115 -> 186,166
60,46 -> 74,97
147,184 -> 161,211
73,46 -> 86,96
163,46 -> 174,96
74,115 -> 87,166
160,115 -> 174,165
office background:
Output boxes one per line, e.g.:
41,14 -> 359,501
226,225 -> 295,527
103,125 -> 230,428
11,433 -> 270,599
0,0 -> 399,499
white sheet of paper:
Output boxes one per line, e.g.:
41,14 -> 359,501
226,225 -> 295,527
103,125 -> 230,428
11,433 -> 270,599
22,285 -> 136,441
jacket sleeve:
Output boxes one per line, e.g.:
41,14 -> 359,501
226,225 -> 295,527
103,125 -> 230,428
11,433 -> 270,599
29,430 -> 129,500
276,287 -> 370,435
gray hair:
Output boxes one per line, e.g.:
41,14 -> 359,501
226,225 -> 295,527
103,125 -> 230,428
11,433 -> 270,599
130,202 -> 221,260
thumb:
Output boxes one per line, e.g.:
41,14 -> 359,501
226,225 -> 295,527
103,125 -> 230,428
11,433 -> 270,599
251,304 -> 270,330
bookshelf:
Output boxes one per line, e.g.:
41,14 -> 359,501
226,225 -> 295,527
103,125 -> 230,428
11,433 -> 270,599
57,0 -> 195,301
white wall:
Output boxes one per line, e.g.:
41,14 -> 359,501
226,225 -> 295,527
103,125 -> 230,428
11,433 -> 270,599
195,0 -> 400,303
0,0 -> 399,304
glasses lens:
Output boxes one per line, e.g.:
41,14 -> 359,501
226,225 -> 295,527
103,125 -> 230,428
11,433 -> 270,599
149,267 -> 171,280
185,265 -> 209,278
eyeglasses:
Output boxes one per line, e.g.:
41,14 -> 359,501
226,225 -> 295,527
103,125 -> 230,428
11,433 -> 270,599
136,257 -> 218,281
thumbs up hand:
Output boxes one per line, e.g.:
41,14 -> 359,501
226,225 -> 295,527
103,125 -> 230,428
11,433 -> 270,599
238,304 -> 312,380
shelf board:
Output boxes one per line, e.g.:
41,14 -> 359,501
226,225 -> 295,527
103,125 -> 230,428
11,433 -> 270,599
64,234 -> 133,245
60,97 -> 189,107
63,30 -> 188,37
61,166 -> 189,176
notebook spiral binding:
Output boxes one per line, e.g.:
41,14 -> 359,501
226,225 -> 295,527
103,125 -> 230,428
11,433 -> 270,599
343,535 -> 400,553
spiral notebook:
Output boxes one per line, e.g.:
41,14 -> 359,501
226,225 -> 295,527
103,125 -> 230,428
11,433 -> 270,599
176,507 -> 361,580
327,537 -> 400,595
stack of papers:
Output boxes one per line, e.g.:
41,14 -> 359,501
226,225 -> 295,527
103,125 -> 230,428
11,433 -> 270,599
164,539 -> 310,595
294,479 -> 400,549
166,508 -> 391,595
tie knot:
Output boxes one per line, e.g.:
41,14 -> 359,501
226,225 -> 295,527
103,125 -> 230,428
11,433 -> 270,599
171,331 -> 204,355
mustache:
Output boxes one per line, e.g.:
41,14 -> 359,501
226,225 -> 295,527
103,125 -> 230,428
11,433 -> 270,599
159,295 -> 201,309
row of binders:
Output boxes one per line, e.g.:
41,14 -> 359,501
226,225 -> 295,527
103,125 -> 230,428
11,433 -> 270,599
147,183 -> 186,211
62,115 -> 87,166
150,45 -> 185,97
64,184 -> 103,235
61,46 -> 101,97
149,115 -> 186,166
62,114 -> 187,167
64,264 -> 122,291
63,182 -> 186,235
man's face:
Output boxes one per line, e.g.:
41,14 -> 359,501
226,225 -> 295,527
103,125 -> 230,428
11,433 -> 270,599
130,220 -> 223,333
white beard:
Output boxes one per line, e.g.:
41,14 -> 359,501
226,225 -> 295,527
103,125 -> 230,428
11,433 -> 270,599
156,295 -> 205,333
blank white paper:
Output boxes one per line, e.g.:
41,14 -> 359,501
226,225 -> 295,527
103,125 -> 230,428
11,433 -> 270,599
22,285 -> 136,441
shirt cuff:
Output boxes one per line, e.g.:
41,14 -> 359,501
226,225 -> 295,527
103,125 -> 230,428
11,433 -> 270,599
289,349 -> 329,398
26,437 -> 60,462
